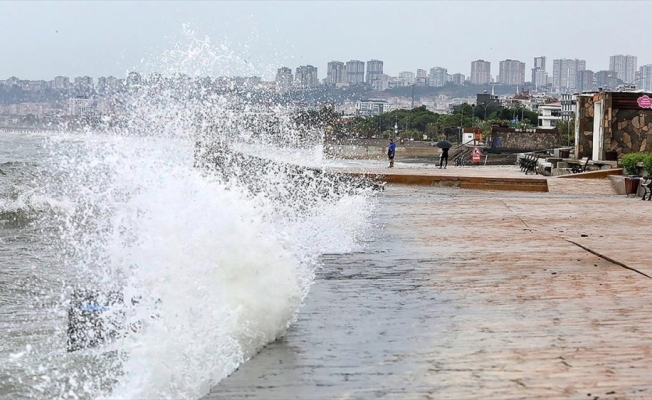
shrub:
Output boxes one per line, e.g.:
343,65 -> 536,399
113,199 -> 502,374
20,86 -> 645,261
643,153 -> 652,177
621,152 -> 646,175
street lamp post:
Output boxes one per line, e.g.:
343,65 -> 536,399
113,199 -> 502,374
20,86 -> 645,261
411,84 -> 416,109
565,120 -> 571,146
459,105 -> 464,143
481,100 -> 497,121
394,120 -> 398,140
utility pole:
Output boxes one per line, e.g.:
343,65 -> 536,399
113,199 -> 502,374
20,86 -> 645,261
411,84 -> 415,109
460,105 -> 464,143
394,119 -> 398,140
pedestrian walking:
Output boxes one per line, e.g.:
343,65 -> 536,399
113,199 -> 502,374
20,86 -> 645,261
436,139 -> 451,169
387,139 -> 396,168
439,148 -> 449,169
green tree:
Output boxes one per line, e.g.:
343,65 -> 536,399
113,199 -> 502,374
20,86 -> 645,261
557,117 -> 575,146
425,123 -> 438,140
403,129 -> 422,140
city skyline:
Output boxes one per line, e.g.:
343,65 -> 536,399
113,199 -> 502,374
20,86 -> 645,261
0,54 -> 652,90
1,1 -> 651,80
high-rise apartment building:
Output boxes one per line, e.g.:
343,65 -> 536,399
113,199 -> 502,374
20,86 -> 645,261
106,76 -> 118,91
576,70 -> 594,92
295,65 -> 319,87
609,54 -> 637,84
96,77 -> 107,94
365,59 -> 384,84
470,60 -> 491,85
53,76 -> 70,90
451,73 -> 465,85
345,60 -> 365,85
415,69 -> 428,86
531,56 -> 546,85
275,67 -> 294,91
74,76 -> 94,94
595,70 -> 619,90
326,61 -> 345,86
552,59 -> 586,91
638,65 -> 652,91
428,67 -> 448,87
533,69 -> 548,88
371,74 -> 390,91
398,71 -> 415,85
498,59 -> 525,86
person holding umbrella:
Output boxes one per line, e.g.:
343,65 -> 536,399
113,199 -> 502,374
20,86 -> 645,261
436,139 -> 451,169
387,138 -> 396,168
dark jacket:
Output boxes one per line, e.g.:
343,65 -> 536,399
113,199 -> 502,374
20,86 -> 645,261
388,142 -> 396,157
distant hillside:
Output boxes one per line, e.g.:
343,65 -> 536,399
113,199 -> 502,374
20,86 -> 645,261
277,83 -> 528,105
375,84 -> 525,99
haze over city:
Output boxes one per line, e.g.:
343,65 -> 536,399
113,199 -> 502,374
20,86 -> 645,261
1,1 -> 651,80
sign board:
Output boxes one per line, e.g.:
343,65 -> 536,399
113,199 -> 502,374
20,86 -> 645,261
637,95 -> 652,109
472,147 -> 482,163
473,127 -> 482,141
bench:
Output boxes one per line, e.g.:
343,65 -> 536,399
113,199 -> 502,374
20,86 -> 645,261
518,154 -> 532,171
519,154 -> 539,175
642,177 -> 652,201
592,160 -> 615,170
570,157 -> 590,174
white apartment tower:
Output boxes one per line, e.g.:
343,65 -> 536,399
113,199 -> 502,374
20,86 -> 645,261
53,76 -> 70,89
295,65 -> 319,87
532,56 -> 546,86
428,67 -> 448,87
470,60 -> 491,85
640,64 -> 652,91
398,71 -> 415,85
345,60 -> 365,85
451,73 -> 465,85
326,61 -> 345,86
610,54 -> 637,84
366,59 -> 384,85
552,59 -> 586,91
533,69 -> 548,89
499,59 -> 525,86
275,67 -> 293,91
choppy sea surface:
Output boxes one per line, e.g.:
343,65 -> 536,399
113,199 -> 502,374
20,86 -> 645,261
0,130 -> 376,399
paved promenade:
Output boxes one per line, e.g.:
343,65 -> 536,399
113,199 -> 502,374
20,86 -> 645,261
207,170 -> 652,400
330,164 -> 543,179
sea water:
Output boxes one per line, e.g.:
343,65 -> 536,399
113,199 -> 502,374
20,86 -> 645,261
0,31 -> 376,399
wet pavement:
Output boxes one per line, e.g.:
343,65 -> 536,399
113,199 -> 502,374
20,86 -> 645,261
207,183 -> 652,400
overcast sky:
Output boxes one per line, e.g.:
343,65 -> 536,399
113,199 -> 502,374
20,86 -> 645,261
1,1 -> 650,81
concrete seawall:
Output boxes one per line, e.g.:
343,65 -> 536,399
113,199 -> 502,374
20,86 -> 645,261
332,165 -> 550,192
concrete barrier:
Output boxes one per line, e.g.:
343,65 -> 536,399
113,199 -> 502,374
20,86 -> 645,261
346,172 -> 549,192
557,168 -> 623,180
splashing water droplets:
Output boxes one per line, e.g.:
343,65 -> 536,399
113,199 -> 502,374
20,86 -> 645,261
7,29 -> 375,399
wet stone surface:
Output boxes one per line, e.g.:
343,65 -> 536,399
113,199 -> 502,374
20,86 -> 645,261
207,185 -> 652,400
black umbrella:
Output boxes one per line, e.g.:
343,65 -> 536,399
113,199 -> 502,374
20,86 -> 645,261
436,140 -> 452,149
